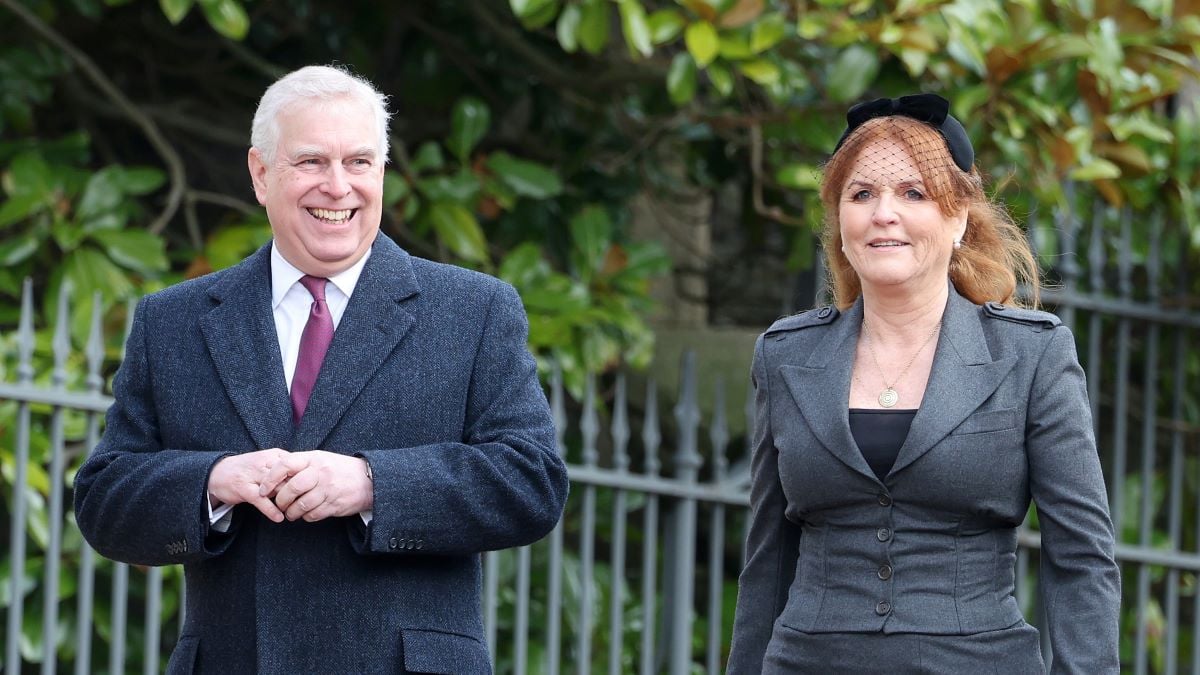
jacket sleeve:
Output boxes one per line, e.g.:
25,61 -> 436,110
73,296 -> 235,567
727,335 -> 802,674
1026,326 -> 1121,674
351,281 -> 569,556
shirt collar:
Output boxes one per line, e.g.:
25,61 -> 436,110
270,243 -> 372,308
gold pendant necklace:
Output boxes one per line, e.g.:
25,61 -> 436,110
863,320 -> 941,408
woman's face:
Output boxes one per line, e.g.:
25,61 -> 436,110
838,138 -> 966,297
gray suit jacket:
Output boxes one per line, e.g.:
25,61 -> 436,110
727,286 -> 1120,674
73,234 -> 569,674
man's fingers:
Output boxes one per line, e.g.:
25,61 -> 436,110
258,454 -> 305,497
248,494 -> 285,523
286,489 -> 325,521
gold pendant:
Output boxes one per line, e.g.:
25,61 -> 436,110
879,388 -> 899,408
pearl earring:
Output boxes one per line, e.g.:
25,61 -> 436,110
953,239 -> 962,250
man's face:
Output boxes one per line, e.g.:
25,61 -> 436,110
248,96 -> 383,277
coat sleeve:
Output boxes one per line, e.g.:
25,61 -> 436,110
1026,326 -> 1121,674
351,281 -> 569,556
73,296 -> 235,567
727,335 -> 802,674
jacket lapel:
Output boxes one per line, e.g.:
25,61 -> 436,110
290,235 -> 419,451
778,300 -> 879,482
200,244 -> 294,450
889,287 -> 1017,477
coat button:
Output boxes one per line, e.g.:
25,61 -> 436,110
878,565 -> 893,580
875,601 -> 891,616
876,527 -> 891,542
416,540 -> 424,550
388,537 -> 399,550
877,494 -> 892,507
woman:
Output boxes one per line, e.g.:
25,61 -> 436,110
727,94 -> 1120,674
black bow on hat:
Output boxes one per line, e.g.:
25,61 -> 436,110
832,93 -> 974,172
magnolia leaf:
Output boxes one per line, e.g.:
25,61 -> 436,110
750,13 -> 787,53
0,233 -> 39,266
448,97 -> 491,162
718,0 -> 764,28
618,0 -> 653,59
827,44 -> 878,102
486,152 -> 563,199
90,229 -> 170,274
718,33 -> 753,60
113,166 -> 165,195
197,0 -> 250,40
410,142 -> 445,174
569,205 -> 612,281
62,247 -> 135,306
1069,157 -> 1122,181
556,3 -> 582,52
685,22 -> 720,67
415,172 -> 480,203
159,0 -> 194,24
76,169 -> 123,221
647,9 -> 685,44
429,202 -> 489,263
382,171 -> 410,208
499,242 -> 552,288
578,0 -> 610,54
510,0 -> 559,28
0,193 -> 44,228
775,163 -> 820,190
707,61 -> 733,97
667,53 -> 698,105
738,59 -> 780,86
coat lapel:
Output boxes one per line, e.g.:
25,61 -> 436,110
889,287 -> 1017,477
778,300 -> 879,482
290,235 -> 419,451
200,245 -> 294,450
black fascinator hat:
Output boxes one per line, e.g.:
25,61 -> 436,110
831,93 -> 974,172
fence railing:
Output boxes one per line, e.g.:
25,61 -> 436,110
2,194 -> 1200,673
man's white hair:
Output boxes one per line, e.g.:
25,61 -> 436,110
251,64 -> 391,164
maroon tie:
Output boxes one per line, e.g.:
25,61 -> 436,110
291,275 -> 334,424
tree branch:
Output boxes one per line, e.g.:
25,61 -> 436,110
186,189 -> 261,218
1,0 -> 188,236
749,124 -> 806,227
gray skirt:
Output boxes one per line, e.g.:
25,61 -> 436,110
763,620 -> 1046,674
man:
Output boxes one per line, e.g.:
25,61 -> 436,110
73,65 -> 569,674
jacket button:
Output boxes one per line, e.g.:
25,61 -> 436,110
877,494 -> 892,507
388,537 -> 398,550
878,565 -> 893,580
876,527 -> 891,542
416,540 -> 424,550
875,601 -> 891,616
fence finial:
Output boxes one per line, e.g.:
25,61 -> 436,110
17,277 -> 35,384
52,281 -> 71,389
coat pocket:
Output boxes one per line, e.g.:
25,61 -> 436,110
401,629 -> 491,674
950,407 -> 1018,436
166,636 -> 199,675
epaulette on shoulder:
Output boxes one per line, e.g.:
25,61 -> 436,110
764,305 -> 839,337
982,301 -> 1062,329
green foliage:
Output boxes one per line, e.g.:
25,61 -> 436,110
2,0 -> 1199,671
0,137 -> 169,344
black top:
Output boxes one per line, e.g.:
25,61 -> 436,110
849,408 -> 917,481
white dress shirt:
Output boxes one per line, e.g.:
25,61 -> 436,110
209,243 -> 372,530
